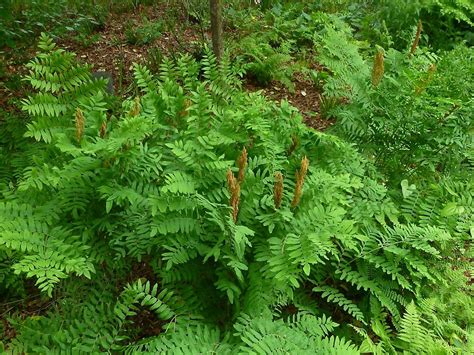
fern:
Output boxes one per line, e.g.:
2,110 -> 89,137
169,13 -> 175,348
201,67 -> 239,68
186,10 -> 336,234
1,32 -> 471,354
313,286 -> 366,325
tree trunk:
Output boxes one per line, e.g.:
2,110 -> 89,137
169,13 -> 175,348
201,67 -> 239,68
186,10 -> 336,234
210,0 -> 224,61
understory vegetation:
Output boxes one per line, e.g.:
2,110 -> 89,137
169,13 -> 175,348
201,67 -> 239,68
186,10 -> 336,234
0,0 -> 473,353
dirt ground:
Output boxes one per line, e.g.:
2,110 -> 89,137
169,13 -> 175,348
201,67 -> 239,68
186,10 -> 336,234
1,3 -> 332,131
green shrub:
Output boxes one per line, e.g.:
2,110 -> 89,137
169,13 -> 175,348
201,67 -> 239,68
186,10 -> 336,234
72,33 -> 101,48
125,18 -> 163,45
237,35 -> 295,90
316,25 -> 473,182
145,46 -> 164,73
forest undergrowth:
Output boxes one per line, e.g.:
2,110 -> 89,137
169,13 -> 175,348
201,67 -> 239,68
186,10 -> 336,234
0,0 -> 473,353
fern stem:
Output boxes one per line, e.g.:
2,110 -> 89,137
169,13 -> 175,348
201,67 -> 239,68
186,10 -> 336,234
291,156 -> 309,208
237,147 -> 248,182
410,20 -> 423,56
227,168 -> 241,222
371,49 -> 385,87
274,172 -> 284,209
75,108 -> 85,143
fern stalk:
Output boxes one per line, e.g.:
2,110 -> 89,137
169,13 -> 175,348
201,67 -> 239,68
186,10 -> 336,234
75,107 -> 85,143
287,136 -> 299,156
415,64 -> 437,95
410,20 -> 423,56
371,49 -> 385,87
227,168 -> 241,222
237,147 -> 248,182
291,156 -> 309,208
99,121 -> 107,138
274,171 -> 284,209
130,96 -> 141,116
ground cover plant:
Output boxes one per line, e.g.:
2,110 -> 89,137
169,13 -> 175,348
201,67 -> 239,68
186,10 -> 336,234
0,0 -> 473,353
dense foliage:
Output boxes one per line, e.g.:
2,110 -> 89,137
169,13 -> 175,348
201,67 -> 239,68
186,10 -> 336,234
1,0 -> 472,353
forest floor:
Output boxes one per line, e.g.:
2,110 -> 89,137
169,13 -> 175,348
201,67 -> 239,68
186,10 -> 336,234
0,3 -> 332,131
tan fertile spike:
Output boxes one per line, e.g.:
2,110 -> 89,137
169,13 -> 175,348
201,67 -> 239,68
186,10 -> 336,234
227,168 -> 241,223
410,20 -> 423,56
75,107 -> 85,143
130,96 -> 141,116
274,172 -> 284,209
99,121 -> 107,138
372,49 -> 385,87
237,147 -> 248,182
291,156 -> 309,208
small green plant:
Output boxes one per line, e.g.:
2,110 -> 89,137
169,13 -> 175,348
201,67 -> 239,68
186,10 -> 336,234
237,35 -> 295,91
308,69 -> 329,91
73,33 -> 100,47
146,46 -> 164,73
111,0 -> 156,13
125,18 -> 163,45
318,95 -> 339,120
110,35 -> 123,46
